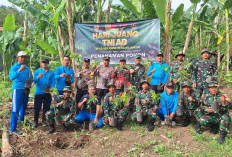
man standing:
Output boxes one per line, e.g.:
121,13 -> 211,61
192,48 -> 217,101
46,86 -> 76,134
131,80 -> 158,131
180,82 -> 198,127
158,82 -> 179,126
75,85 -> 103,128
75,58 -> 94,103
170,51 -> 186,91
32,58 -> 55,128
147,52 -> 169,94
102,83 -> 129,131
94,57 -> 114,100
112,57 -> 130,93
55,56 -> 74,95
195,82 -> 231,144
9,51 -> 31,135
129,55 -> 145,114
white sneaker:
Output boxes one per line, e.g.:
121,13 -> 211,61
172,121 -> 176,126
161,121 -> 165,125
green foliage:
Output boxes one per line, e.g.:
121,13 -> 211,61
90,59 -> 101,69
87,95 -> 98,106
3,14 -> 15,32
151,91 -> 160,102
51,87 -> 59,97
0,81 -> 12,103
127,85 -> 138,99
36,40 -> 59,55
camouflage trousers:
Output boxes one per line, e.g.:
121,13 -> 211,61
131,105 -> 158,121
182,108 -> 196,119
195,86 -> 209,102
195,107 -> 231,133
102,107 -> 129,125
46,110 -> 76,126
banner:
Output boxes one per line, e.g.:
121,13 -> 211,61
74,19 -> 160,64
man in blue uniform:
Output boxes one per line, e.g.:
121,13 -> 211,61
9,51 -> 31,135
32,58 -> 55,128
55,56 -> 74,95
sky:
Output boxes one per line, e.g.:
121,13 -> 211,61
0,0 -> 198,11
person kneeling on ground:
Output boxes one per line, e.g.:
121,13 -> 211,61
131,80 -> 158,131
180,81 -> 198,127
102,82 -> 129,131
195,81 -> 231,144
75,85 -> 103,128
158,82 -> 179,126
46,86 -> 76,134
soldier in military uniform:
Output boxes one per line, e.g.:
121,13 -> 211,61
192,48 -> 217,101
94,57 -> 114,100
112,57 -> 130,93
129,55 -> 146,114
75,58 -> 95,103
46,86 -> 76,134
102,83 -> 129,131
195,82 -> 231,144
180,82 -> 198,127
170,51 -> 186,91
131,80 -> 158,131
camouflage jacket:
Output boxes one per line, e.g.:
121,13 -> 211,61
180,89 -> 198,110
112,66 -> 130,90
103,93 -> 124,118
135,89 -> 158,110
75,68 -> 94,90
192,59 -> 217,87
170,61 -> 184,81
94,66 -> 114,89
51,95 -> 76,120
130,63 -> 145,88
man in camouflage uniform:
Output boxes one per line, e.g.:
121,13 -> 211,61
46,86 -> 76,134
94,56 -> 114,100
112,57 -> 130,93
102,82 -> 129,131
192,48 -> 217,101
170,51 -> 186,91
131,80 -> 158,131
75,58 -> 95,103
129,55 -> 146,114
180,82 -> 198,127
195,82 -> 231,144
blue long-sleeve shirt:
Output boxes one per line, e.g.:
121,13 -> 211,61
33,68 -> 55,95
55,66 -> 74,91
10,63 -> 31,90
147,62 -> 169,85
160,91 -> 179,115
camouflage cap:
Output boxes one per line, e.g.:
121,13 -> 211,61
201,48 -> 211,55
182,81 -> 191,88
208,81 -> 219,87
88,84 -> 96,89
175,51 -> 185,58
135,55 -> 141,59
140,80 -> 150,87
107,82 -> 116,88
62,86 -> 72,92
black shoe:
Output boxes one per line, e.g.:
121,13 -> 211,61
62,124 -> 68,131
196,122 -> 202,134
117,119 -> 123,131
11,130 -> 23,135
32,121 -> 38,128
218,131 -> 227,144
47,124 -> 55,134
147,118 -> 155,132
182,118 -> 191,127
210,124 -> 218,134
42,111 -> 48,127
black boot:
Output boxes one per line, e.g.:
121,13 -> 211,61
196,122 -> 202,134
218,131 -> 227,144
32,112 -> 39,128
42,111 -> 48,127
210,124 -> 218,134
182,117 -> 191,127
117,119 -> 123,131
147,118 -> 155,132
47,124 -> 55,134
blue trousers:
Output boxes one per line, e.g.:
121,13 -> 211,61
158,108 -> 176,121
10,89 -> 29,132
75,110 -> 103,128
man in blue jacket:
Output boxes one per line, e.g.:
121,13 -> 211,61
9,51 -> 31,135
158,82 -> 179,126
55,56 -> 74,95
32,58 -> 55,128
147,52 -> 169,94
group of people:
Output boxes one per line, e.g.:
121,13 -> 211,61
9,49 -> 231,144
